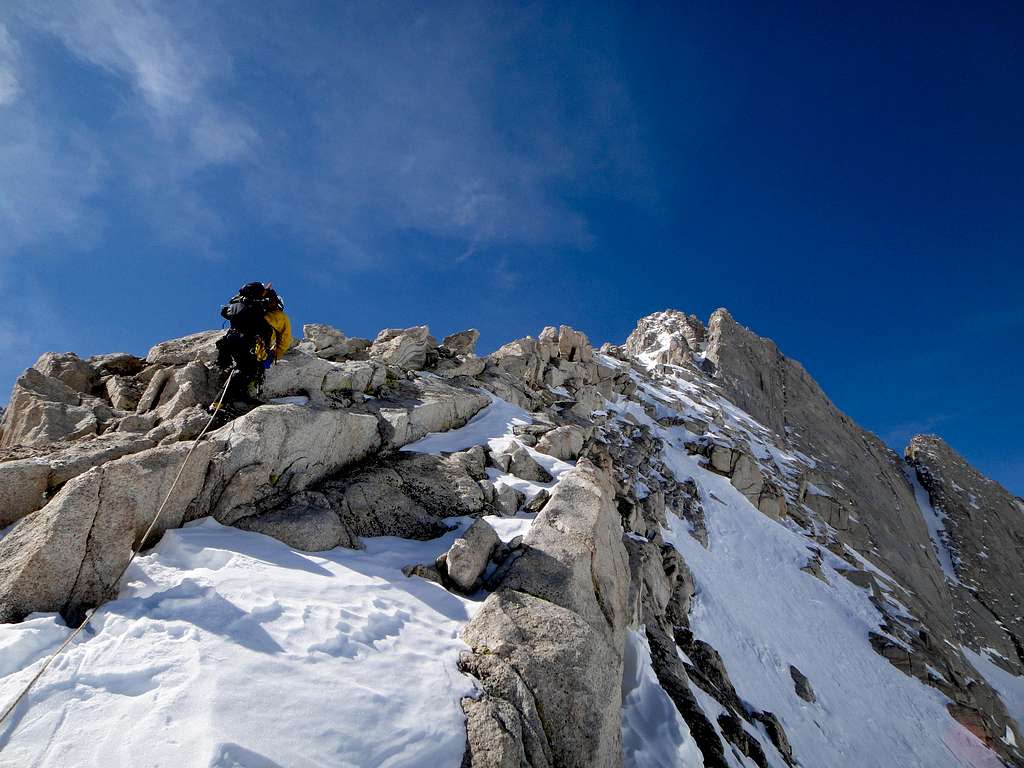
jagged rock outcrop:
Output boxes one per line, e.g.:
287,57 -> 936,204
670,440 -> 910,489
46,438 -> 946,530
441,329 -> 480,357
301,323 -> 371,361
624,309 -> 706,367
483,324 -> 630,413
0,367 -> 106,447
369,325 -> 436,370
439,518 -> 500,593
33,352 -> 97,394
459,460 -> 630,768
0,327 -> 491,623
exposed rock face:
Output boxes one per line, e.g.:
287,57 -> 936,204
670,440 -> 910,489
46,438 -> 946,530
316,450 -> 489,542
361,377 -> 490,450
0,434 -> 159,527
703,309 -> 957,641
33,352 -> 97,394
302,323 -> 370,361
369,325 -> 435,369
441,329 -> 480,357
0,440 -> 217,623
0,459 -> 49,528
0,368 -> 103,447
146,329 -> 222,366
234,492 -> 357,551
88,352 -> 147,378
624,309 -> 705,366
441,518 -> 499,592
907,435 -> 1024,673
535,424 -> 587,461
460,460 -> 630,768
262,352 -> 387,405
0,402 -> 384,622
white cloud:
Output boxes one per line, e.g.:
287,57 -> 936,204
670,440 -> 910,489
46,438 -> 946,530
191,111 -> 258,165
0,1 -> 260,255
18,1 -> 215,116
17,1 -> 255,166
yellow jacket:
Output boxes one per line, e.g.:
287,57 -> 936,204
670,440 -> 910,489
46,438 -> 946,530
265,309 -> 293,361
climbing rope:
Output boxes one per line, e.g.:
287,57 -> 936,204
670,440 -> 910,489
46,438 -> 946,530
0,368 -> 238,735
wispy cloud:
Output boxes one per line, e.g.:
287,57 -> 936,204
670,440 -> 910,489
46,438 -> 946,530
0,106 -> 104,253
15,0 -> 254,165
0,22 -> 19,106
1,1 -> 258,256
0,2 -> 645,266
236,2 -> 646,269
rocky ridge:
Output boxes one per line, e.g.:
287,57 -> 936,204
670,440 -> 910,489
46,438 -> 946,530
0,310 -> 1021,767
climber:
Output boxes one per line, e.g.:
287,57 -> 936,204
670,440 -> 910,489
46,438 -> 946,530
215,281 -> 292,405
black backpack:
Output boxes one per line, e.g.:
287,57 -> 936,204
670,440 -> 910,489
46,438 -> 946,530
221,284 -> 270,337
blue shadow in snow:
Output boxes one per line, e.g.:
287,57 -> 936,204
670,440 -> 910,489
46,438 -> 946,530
109,580 -> 284,655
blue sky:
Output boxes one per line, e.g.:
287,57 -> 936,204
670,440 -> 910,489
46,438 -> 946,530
0,1 -> 1021,494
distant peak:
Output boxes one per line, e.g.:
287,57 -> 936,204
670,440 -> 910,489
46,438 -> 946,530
624,309 -> 707,367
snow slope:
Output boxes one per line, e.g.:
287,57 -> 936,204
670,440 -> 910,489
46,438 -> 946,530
658,445 -> 1002,768
0,519 -> 478,767
621,629 -> 704,767
962,647 -> 1024,748
905,463 -> 962,585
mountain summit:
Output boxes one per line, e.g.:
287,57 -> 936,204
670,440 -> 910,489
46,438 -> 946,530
0,310 -> 1020,767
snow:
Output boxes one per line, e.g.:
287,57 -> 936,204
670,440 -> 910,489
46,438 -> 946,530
0,614 -> 69,680
659,447 -> 1003,768
905,463 -> 962,585
404,391 -> 574,503
482,513 -> 535,543
962,646 -> 1024,744
632,331 -> 674,368
0,520 -> 16,544
401,392 -> 530,455
0,519 -> 479,767
621,629 -> 703,767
